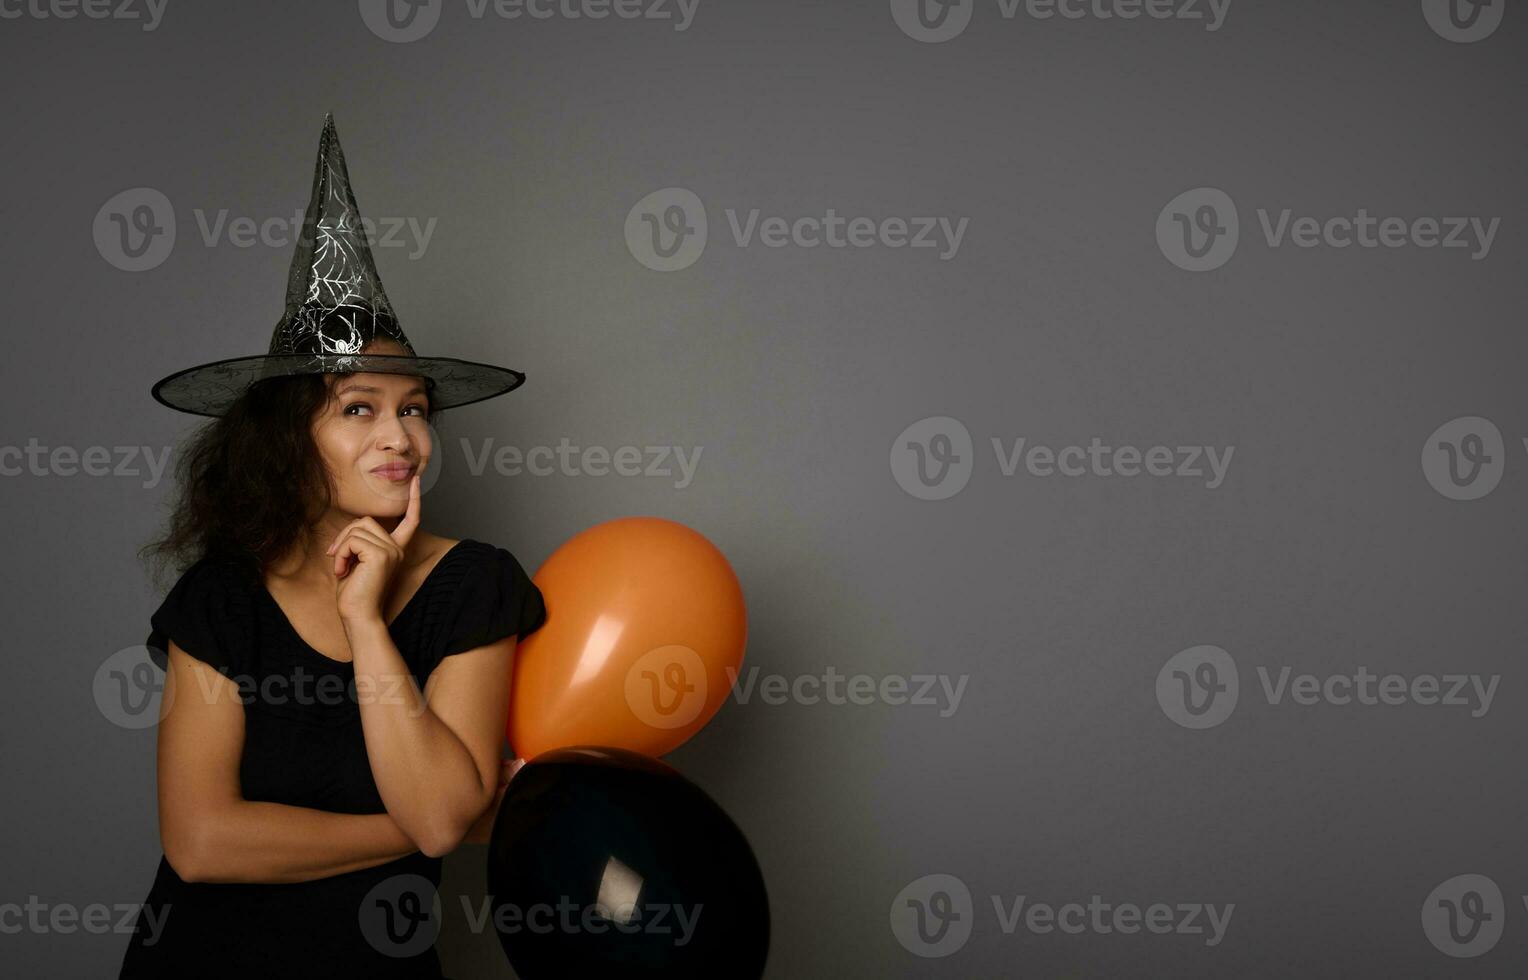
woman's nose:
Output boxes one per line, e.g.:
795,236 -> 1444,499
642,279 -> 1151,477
374,414 -> 413,454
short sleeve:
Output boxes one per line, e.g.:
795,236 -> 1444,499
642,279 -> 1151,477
144,557 -> 253,676
435,546 -> 546,663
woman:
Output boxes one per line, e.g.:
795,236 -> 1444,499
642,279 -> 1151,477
119,115 -> 543,978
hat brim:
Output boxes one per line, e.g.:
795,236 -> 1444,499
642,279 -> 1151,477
150,352 -> 526,417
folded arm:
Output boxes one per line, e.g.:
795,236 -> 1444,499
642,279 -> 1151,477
343,616 -> 514,858
157,641 -> 422,884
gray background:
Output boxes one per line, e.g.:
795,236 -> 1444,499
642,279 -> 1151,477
2,0 -> 1526,976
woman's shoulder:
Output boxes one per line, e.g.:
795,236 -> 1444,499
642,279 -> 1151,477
424,538 -> 525,593
427,536 -> 547,660
415,535 -> 537,599
429,535 -> 519,567
147,550 -> 260,672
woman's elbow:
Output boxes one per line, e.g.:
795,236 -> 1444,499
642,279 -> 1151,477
162,823 -> 213,883
417,836 -> 454,860
416,815 -> 470,858
414,793 -> 489,858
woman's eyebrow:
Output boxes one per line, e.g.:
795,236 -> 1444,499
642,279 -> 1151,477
335,383 -> 428,397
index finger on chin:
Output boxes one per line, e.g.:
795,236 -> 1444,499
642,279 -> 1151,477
392,473 -> 422,546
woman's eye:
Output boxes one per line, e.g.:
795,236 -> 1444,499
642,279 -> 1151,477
344,403 -> 426,417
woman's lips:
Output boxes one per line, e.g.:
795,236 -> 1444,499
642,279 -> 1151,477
370,464 -> 416,482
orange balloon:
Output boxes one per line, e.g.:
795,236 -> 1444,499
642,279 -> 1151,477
508,517 -> 747,759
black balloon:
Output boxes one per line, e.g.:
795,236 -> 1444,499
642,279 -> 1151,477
486,746 -> 770,979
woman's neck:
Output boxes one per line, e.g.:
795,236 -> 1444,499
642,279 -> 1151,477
266,510 -> 424,583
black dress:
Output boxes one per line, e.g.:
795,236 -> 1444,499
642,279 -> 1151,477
117,538 -> 547,979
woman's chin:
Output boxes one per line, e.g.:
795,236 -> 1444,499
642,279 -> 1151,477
349,480 -> 411,512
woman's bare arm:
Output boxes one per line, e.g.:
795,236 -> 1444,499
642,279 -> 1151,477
157,641 -> 423,884
343,617 -> 512,859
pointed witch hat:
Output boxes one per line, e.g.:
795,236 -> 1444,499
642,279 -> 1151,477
151,113 -> 526,417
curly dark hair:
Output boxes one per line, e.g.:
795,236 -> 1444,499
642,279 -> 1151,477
138,372 -> 443,590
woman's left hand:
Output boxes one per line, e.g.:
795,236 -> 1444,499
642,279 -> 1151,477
328,473 -> 421,623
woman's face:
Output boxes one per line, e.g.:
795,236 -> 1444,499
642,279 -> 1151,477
310,352 -> 432,520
